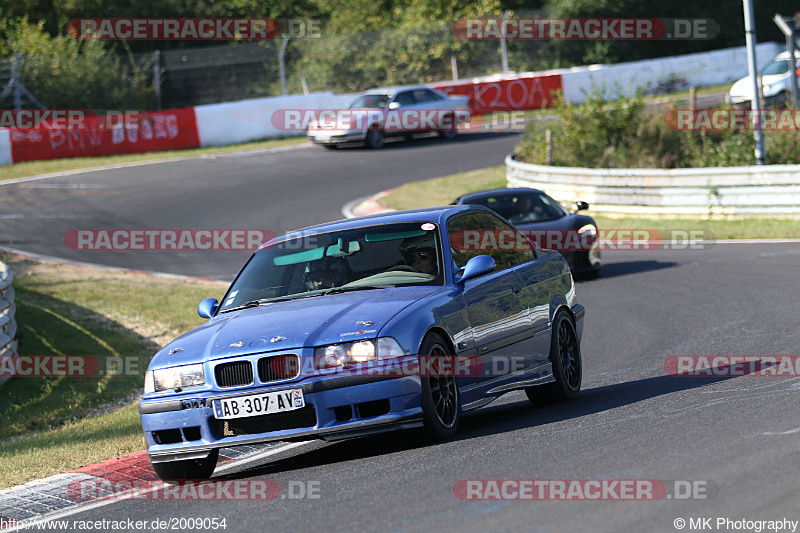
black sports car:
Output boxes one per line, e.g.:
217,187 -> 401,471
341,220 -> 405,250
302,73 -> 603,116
453,188 -> 602,277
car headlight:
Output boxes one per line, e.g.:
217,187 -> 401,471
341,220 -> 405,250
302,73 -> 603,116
314,337 -> 405,369
145,364 -> 205,393
762,84 -> 771,95
577,224 -> 597,248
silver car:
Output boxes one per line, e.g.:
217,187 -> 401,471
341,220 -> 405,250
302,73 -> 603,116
307,86 -> 471,149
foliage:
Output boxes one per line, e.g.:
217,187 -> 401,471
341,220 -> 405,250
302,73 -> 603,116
515,87 -> 800,169
3,20 -> 153,109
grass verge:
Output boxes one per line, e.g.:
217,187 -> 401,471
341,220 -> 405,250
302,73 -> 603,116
379,165 -> 800,239
0,256 -> 227,487
0,136 -> 307,181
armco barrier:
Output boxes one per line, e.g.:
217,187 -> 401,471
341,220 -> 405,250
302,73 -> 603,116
0,260 -> 18,387
506,153 -> 800,218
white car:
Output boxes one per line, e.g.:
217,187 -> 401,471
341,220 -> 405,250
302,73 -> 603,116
727,50 -> 800,107
307,86 -> 470,149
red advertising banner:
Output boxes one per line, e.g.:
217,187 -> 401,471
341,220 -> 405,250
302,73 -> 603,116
430,74 -> 562,114
8,108 -> 200,163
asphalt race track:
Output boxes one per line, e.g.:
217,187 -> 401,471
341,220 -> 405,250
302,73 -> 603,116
0,133 -> 520,280
2,134 -> 799,532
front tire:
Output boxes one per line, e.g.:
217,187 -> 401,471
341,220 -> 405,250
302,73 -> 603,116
151,449 -> 219,481
365,125 -> 385,149
526,310 -> 581,404
419,333 -> 460,441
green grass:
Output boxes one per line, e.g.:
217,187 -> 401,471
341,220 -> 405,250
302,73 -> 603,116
379,165 -> 800,239
0,257 -> 227,487
0,404 -> 144,488
380,166 -> 506,211
0,135 -> 306,181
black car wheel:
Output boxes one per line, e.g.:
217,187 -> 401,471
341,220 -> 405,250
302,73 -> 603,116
365,125 -> 385,149
438,113 -> 458,140
419,332 -> 459,441
151,449 -> 219,481
526,310 -> 581,404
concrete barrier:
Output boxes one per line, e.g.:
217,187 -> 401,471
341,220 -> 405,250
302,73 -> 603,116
560,42 -> 782,103
506,153 -> 800,218
195,92 -> 355,147
0,129 -> 11,166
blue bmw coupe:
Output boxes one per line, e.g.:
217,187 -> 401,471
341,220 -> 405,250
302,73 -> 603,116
139,205 -> 585,480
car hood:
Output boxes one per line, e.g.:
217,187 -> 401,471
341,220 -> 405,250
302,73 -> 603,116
729,73 -> 788,99
152,286 -> 441,368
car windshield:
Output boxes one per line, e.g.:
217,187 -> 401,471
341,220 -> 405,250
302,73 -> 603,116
468,192 -> 567,224
349,94 -> 390,109
219,222 -> 444,311
762,59 -> 790,76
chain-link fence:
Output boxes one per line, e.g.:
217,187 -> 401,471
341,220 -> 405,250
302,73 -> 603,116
2,20 -> 564,110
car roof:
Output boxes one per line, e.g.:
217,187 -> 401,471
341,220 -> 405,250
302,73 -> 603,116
261,205 -> 493,247
361,85 -> 438,96
455,187 -> 546,204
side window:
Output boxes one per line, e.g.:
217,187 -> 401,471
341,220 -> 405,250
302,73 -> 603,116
426,89 -> 444,101
393,91 -> 416,107
474,212 -> 536,269
446,213 -> 485,270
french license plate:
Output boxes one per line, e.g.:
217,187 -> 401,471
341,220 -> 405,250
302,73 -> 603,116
212,389 -> 304,420
315,135 -> 330,142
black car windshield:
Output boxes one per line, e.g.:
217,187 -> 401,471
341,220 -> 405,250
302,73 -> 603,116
349,94 -> 390,109
468,192 -> 567,224
219,222 -> 443,311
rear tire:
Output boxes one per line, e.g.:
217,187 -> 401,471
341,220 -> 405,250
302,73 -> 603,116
419,333 -> 460,441
526,310 -> 581,405
439,114 -> 458,140
151,449 -> 219,481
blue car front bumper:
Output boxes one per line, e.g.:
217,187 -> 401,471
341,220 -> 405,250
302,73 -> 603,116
139,370 -> 423,463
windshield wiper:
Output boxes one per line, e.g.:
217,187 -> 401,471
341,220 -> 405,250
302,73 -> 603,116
324,285 -> 393,295
220,300 -> 262,313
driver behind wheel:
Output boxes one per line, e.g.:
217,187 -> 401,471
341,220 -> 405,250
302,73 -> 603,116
304,257 -> 349,290
399,235 -> 439,276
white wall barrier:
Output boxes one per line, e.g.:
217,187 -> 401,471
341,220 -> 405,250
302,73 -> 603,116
506,154 -> 800,218
194,92 -> 355,147
0,129 -> 12,167
0,260 -> 18,386
560,42 -> 782,103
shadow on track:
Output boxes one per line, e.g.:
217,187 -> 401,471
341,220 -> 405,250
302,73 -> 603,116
219,371 -> 738,479
577,260 -> 679,282
315,131 -> 522,152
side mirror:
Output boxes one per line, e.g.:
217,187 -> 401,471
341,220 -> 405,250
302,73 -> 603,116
575,201 -> 589,212
197,297 -> 219,319
456,255 -> 496,283
388,102 -> 401,110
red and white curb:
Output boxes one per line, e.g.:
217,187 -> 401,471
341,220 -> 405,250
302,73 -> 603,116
341,189 -> 396,219
0,442 -> 314,530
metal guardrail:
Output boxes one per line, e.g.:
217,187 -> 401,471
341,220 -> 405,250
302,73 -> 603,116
0,259 -> 18,386
506,153 -> 800,218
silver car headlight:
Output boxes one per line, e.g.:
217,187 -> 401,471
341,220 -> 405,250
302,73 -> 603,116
314,337 -> 405,369
145,363 -> 205,393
